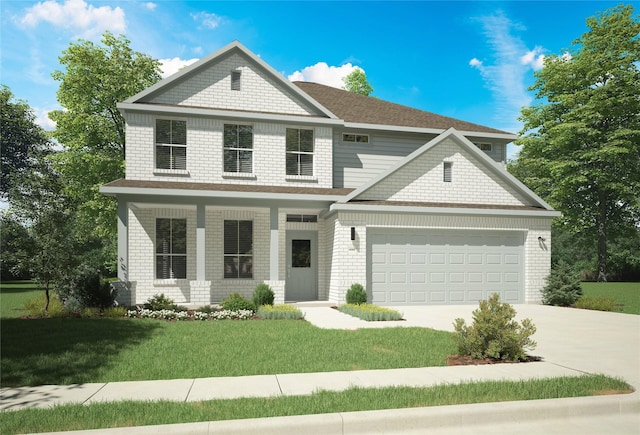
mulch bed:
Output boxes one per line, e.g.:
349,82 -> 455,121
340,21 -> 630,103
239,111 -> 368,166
446,355 -> 542,366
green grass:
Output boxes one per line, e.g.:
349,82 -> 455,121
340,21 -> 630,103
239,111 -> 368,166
0,375 -> 631,434
1,317 -> 454,387
0,281 -> 42,318
581,282 -> 640,314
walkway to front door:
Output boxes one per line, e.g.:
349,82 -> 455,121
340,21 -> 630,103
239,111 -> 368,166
285,230 -> 317,301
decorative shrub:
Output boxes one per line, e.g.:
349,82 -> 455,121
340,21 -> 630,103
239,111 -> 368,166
103,306 -> 127,318
453,293 -> 537,362
338,303 -> 403,321
126,308 -> 253,321
196,305 -> 216,314
574,296 -> 617,312
346,283 -> 367,305
541,261 -> 583,307
258,304 -> 304,320
221,292 -> 256,312
24,294 -> 67,318
145,293 -> 178,311
253,283 -> 275,307
57,264 -> 117,310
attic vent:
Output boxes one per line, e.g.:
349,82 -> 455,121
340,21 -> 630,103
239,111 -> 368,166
231,70 -> 241,91
443,162 -> 453,182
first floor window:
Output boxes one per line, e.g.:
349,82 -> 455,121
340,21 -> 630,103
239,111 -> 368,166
224,220 -> 253,279
286,128 -> 314,176
156,119 -> 187,170
224,124 -> 253,173
156,218 -> 187,279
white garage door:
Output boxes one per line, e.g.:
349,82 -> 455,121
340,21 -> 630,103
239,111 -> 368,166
368,229 -> 524,305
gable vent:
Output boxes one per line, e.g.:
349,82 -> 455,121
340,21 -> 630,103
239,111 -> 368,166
443,162 -> 453,182
231,70 -> 241,91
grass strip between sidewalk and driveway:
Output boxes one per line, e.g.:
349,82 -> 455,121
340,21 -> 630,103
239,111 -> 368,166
0,375 -> 632,434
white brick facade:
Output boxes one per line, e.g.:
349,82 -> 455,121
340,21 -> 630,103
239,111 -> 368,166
108,42 -> 558,307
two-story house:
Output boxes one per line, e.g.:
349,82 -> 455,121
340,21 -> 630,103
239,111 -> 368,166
101,41 -> 559,307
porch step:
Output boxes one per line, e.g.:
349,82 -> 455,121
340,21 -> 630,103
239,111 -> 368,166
287,301 -> 335,308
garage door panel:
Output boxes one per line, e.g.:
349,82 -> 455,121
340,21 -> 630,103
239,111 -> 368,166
369,229 -> 524,305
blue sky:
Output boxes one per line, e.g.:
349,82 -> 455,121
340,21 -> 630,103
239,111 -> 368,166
1,0 -> 635,159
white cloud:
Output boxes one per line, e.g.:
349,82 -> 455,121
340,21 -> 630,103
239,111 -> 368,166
34,107 -> 58,131
20,0 -> 125,37
287,62 -> 361,89
142,2 -> 157,11
521,47 -> 545,70
470,11 -> 547,133
159,57 -> 199,78
191,12 -> 222,30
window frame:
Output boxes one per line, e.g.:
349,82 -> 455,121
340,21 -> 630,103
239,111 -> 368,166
286,214 -> 318,223
231,70 -> 241,91
475,142 -> 493,152
285,128 -> 314,176
155,119 -> 187,171
223,124 -> 253,174
342,133 -> 369,144
443,161 -> 453,183
155,218 -> 187,280
223,220 -> 253,279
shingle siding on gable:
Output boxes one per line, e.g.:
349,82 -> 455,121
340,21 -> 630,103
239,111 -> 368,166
145,53 -> 318,116
357,138 -> 532,206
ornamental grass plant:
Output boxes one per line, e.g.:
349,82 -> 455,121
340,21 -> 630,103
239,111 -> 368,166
338,303 -> 403,321
257,304 -> 304,320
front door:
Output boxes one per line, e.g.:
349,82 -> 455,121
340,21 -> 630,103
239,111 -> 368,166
285,231 -> 317,301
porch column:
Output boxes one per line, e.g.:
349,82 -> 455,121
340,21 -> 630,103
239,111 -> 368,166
266,207 -> 285,303
114,199 -> 133,305
270,206 -> 279,280
189,203 -> 211,305
196,203 -> 206,281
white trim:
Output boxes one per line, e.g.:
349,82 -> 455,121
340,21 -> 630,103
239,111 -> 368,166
327,202 -> 561,218
343,122 -> 518,141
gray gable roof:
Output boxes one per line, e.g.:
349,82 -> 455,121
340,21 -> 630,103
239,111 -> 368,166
293,81 -> 509,135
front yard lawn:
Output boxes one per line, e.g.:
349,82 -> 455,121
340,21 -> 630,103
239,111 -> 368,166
1,317 -> 454,387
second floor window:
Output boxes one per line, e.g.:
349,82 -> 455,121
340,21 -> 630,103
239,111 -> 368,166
224,124 -> 253,173
286,128 -> 314,176
156,119 -> 186,170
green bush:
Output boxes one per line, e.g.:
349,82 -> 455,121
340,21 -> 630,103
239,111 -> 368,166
145,293 -> 178,311
574,296 -> 617,312
196,305 -> 216,314
338,303 -> 403,321
221,292 -> 256,312
252,283 -> 275,307
103,306 -> 128,318
23,294 -> 68,318
453,293 -> 537,362
541,261 -> 583,307
257,304 -> 304,320
346,283 -> 367,305
57,264 -> 117,310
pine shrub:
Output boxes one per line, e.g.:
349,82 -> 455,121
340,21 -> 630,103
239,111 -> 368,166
252,283 -> 275,307
453,293 -> 537,362
346,283 -> 367,304
542,261 -> 583,306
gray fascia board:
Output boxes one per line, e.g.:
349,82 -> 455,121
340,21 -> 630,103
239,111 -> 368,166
328,203 -> 561,218
116,102 -> 344,127
99,185 -> 348,203
343,122 -> 518,141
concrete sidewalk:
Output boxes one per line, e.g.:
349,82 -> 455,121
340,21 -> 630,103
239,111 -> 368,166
1,304 -> 639,434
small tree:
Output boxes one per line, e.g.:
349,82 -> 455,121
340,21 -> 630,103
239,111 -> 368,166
342,69 -> 374,96
453,294 -> 537,362
346,283 -> 367,304
541,261 -> 583,306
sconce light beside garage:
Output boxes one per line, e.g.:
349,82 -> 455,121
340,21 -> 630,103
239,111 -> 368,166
351,227 -> 356,241
538,236 -> 546,242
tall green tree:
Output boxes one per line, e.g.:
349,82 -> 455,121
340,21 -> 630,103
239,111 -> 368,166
0,86 -> 52,200
511,4 -> 640,281
342,68 -> 374,96
50,32 -> 162,240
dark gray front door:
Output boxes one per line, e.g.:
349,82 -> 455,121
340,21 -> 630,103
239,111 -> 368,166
285,231 -> 317,301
